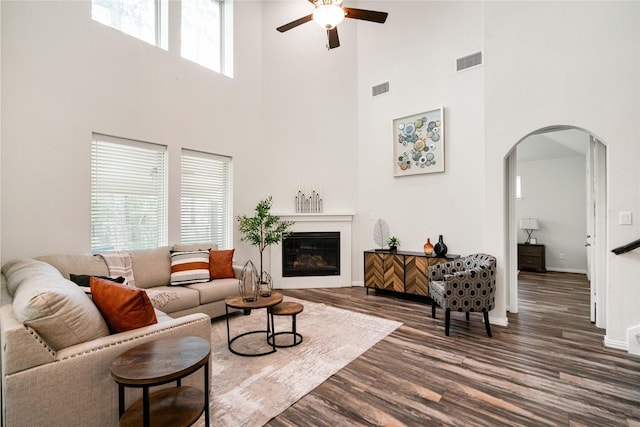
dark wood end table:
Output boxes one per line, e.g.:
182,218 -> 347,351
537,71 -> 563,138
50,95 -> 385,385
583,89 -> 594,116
110,336 -> 211,427
224,292 -> 283,357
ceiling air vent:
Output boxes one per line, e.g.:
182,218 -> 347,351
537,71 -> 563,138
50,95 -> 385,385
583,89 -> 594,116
456,51 -> 482,72
371,81 -> 390,98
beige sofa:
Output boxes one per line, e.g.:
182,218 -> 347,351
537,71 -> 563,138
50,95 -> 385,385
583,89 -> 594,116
0,244 -> 241,427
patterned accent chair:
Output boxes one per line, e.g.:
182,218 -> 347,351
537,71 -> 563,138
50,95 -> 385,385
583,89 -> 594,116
428,253 -> 496,337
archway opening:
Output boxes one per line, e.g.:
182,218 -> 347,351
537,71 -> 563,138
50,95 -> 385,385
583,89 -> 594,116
505,126 -> 607,328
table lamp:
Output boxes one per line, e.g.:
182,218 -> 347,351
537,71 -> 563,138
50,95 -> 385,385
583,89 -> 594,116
520,218 -> 539,244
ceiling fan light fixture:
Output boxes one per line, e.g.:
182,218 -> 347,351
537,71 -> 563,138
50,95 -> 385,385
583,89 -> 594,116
313,5 -> 345,30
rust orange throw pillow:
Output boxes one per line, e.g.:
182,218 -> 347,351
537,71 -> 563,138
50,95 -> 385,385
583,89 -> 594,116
209,249 -> 235,279
90,277 -> 157,333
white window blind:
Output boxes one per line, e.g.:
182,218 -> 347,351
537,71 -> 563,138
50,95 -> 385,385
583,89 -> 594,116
180,149 -> 231,248
91,134 -> 167,252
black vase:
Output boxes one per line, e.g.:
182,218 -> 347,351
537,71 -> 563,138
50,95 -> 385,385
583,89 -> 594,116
434,235 -> 448,257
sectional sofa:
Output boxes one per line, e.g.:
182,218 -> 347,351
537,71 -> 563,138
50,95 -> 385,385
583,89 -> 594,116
0,243 -> 241,426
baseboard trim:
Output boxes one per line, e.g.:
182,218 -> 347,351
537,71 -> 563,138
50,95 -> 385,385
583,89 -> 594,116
604,335 -> 628,351
546,267 -> 588,274
626,325 -> 640,355
490,316 -> 509,327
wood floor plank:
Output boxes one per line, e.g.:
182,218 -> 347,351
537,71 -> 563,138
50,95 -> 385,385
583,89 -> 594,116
264,272 -> 640,426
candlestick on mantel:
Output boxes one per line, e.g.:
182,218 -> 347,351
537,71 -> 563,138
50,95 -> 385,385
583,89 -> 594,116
294,185 -> 323,213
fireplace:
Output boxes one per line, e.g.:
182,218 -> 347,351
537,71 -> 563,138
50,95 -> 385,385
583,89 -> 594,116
282,232 -> 340,277
271,213 -> 353,289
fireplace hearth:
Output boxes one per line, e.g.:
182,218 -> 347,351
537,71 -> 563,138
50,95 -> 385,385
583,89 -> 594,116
282,232 -> 340,277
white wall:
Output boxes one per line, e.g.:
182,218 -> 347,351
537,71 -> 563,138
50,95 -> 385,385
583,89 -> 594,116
516,155 -> 587,273
483,1 -> 640,347
356,1 -> 486,289
1,0 -> 264,261
257,1 -> 359,272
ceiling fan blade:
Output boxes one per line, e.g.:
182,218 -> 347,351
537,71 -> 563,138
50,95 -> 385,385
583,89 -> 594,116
277,14 -> 313,32
343,7 -> 388,23
327,27 -> 340,49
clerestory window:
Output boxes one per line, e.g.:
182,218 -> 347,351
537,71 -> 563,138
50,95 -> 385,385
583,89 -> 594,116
91,0 -> 233,76
91,0 -> 168,49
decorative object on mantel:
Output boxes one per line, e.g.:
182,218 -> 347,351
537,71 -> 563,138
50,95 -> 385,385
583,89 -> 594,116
373,219 -> 390,251
387,236 -> 400,252
239,260 -> 259,302
295,185 -> 323,213
434,234 -> 448,257
393,107 -> 445,177
423,238 -> 434,256
520,218 -> 539,244
237,196 -> 295,295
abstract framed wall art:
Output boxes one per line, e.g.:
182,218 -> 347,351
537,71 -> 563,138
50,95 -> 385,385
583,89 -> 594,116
393,107 -> 444,176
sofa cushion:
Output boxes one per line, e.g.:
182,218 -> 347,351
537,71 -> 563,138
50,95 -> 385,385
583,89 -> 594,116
141,285 -> 201,313
2,258 -> 64,297
186,278 -> 239,305
36,254 -> 109,280
145,288 -> 181,310
90,277 -> 158,333
11,268 -> 109,350
130,246 -> 171,289
209,249 -> 235,279
170,250 -> 210,285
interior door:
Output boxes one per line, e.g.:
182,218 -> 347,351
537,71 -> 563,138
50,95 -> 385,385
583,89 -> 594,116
588,136 -> 607,327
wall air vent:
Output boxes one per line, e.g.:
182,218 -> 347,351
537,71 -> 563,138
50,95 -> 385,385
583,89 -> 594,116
371,81 -> 390,97
456,51 -> 482,72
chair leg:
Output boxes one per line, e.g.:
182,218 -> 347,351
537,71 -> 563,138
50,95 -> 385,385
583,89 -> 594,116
445,308 -> 451,336
465,311 -> 470,321
483,310 -> 492,337
431,299 -> 436,318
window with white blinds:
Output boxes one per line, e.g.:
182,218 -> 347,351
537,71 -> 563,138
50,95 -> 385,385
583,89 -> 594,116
91,134 -> 168,253
180,149 -> 231,248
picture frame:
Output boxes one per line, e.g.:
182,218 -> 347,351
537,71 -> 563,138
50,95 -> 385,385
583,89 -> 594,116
530,238 -> 537,244
393,107 -> 445,177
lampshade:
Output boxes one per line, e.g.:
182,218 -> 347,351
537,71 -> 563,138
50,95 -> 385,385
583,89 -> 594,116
520,218 -> 539,230
313,5 -> 345,30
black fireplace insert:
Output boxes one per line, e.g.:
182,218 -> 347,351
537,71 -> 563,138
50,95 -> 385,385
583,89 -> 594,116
282,232 -> 340,277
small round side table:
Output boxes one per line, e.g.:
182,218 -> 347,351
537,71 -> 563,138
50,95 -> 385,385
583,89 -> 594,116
110,336 -> 210,427
268,301 -> 304,348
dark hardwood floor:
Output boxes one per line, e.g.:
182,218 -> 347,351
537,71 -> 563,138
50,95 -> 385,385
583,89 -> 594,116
267,271 -> 640,426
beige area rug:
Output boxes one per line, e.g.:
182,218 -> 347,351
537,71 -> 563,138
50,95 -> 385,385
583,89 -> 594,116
195,296 -> 402,427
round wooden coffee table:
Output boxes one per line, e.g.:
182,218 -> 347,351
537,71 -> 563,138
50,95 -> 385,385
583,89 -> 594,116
225,292 -> 283,357
110,336 -> 210,427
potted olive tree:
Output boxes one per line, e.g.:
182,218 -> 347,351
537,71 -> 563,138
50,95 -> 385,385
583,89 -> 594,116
236,196 -> 294,297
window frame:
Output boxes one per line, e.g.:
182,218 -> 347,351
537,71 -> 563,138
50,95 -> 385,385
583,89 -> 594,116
180,149 -> 233,249
90,133 -> 168,253
180,0 -> 231,75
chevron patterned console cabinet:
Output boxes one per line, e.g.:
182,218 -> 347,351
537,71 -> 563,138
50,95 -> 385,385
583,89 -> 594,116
364,250 -> 459,299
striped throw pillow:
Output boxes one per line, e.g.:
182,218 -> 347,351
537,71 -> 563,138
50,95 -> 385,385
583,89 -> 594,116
170,250 -> 211,285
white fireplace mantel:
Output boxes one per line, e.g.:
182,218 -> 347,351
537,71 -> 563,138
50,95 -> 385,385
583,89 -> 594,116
271,212 -> 354,289
274,212 -> 355,222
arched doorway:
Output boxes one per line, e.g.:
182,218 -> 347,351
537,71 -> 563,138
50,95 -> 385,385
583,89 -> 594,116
505,126 -> 607,328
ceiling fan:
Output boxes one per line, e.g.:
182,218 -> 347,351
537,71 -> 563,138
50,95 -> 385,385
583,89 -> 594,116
276,0 -> 388,50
